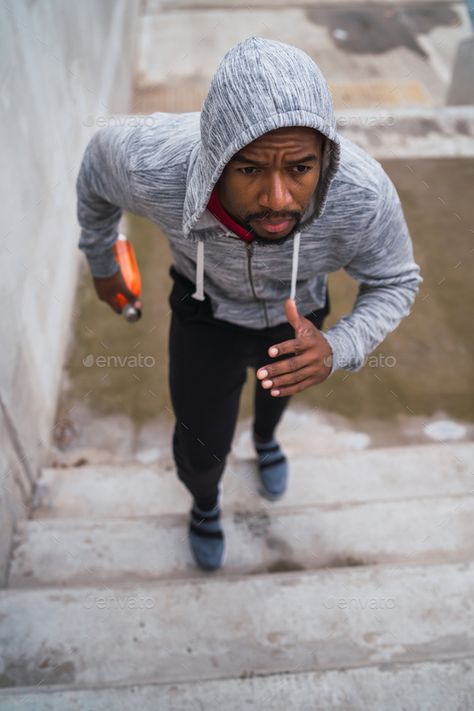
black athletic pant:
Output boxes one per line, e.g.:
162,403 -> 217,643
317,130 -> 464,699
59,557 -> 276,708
167,266 -> 330,502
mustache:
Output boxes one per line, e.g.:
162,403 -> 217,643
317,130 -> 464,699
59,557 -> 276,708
246,210 -> 302,223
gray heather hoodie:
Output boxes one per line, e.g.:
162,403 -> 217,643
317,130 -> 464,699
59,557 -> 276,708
76,36 -> 422,373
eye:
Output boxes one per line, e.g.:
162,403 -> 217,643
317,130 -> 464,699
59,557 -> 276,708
290,165 -> 312,175
238,167 -> 260,176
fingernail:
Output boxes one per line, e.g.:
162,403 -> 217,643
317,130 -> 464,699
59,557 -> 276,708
262,380 -> 273,388
271,389 -> 280,396
257,369 -> 268,379
269,347 -> 278,356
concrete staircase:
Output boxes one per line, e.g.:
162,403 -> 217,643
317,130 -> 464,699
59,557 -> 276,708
1,439 -> 474,709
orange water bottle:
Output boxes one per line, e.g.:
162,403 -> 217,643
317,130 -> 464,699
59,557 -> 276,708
112,234 -> 142,322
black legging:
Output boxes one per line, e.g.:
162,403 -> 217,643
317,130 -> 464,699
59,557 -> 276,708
167,266 -> 330,501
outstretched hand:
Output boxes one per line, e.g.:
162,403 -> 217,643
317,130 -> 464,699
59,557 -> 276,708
256,298 -> 333,397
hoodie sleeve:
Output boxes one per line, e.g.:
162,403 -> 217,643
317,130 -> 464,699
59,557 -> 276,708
76,124 -> 136,277
322,176 -> 422,373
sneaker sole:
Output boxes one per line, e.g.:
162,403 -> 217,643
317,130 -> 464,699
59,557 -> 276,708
188,526 -> 227,572
257,483 -> 286,501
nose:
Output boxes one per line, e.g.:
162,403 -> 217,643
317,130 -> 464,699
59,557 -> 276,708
259,172 -> 292,213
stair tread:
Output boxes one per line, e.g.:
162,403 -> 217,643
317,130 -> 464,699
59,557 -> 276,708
0,657 -> 473,710
1,561 -> 473,689
32,442 -> 474,519
9,495 -> 474,587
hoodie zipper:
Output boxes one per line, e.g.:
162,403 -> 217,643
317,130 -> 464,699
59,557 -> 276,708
246,241 -> 270,328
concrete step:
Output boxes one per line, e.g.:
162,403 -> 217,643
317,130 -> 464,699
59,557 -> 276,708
9,495 -> 474,587
1,657 -> 473,711
0,561 -> 473,689
337,105 -> 474,159
136,0 -> 472,113
147,0 -> 463,7
31,443 -> 474,519
148,0 -> 465,9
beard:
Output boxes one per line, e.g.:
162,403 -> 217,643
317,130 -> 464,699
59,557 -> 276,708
244,218 -> 303,247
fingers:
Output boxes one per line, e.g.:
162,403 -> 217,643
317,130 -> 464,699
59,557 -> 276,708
257,350 -> 313,382
268,375 -> 320,397
266,338 -> 300,359
117,275 -> 140,306
267,322 -> 317,360
259,363 -> 316,392
284,298 -> 317,337
93,272 -> 141,313
121,283 -> 139,304
284,298 -> 303,330
108,297 -> 123,315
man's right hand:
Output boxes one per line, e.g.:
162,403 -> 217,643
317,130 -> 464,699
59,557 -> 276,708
93,269 -> 142,315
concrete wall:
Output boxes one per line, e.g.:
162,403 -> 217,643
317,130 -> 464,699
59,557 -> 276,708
0,0 -> 139,584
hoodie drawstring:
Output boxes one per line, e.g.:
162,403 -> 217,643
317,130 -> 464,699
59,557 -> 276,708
192,230 -> 301,304
290,230 -> 301,301
191,239 -> 205,301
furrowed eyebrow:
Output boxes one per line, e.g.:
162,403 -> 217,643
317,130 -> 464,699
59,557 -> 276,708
230,153 -> 318,167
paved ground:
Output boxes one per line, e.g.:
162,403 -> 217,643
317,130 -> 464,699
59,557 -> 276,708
134,0 -> 472,113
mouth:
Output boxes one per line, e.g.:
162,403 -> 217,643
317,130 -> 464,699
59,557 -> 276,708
253,218 -> 294,234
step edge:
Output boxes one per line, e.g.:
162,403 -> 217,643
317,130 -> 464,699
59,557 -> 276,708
1,652 -> 473,698
1,558 -> 473,596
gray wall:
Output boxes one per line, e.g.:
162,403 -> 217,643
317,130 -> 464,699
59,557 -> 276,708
0,0 -> 139,583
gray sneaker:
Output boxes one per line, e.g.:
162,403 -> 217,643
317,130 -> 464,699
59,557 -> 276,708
253,435 -> 288,500
188,502 -> 225,571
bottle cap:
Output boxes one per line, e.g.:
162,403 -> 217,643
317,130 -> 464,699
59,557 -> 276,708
122,303 -> 142,322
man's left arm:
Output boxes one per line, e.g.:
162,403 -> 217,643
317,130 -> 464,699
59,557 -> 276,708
256,175 -> 422,395
323,175 -> 422,374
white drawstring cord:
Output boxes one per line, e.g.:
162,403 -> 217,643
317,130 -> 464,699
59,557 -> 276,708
192,232 -> 300,303
290,230 -> 301,300
191,239 -> 205,301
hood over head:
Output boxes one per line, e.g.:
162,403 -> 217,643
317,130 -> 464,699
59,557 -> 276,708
185,36 -> 341,302
184,36 -> 340,236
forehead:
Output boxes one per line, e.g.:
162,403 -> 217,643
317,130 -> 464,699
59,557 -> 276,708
243,127 -> 321,152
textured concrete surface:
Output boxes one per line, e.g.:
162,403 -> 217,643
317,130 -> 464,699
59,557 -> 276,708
1,658 -> 473,711
30,442 -> 474,518
336,106 -> 474,158
0,561 -> 473,688
0,0 -> 140,583
9,495 -> 474,587
135,1 -> 472,113
448,37 -> 474,104
148,0 -> 464,8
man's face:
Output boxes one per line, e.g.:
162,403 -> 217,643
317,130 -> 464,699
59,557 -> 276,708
216,127 -> 323,244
